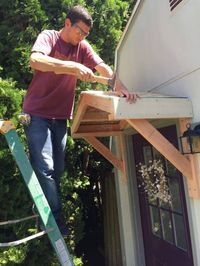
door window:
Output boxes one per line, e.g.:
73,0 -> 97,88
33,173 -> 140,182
143,145 -> 188,251
133,125 -> 193,266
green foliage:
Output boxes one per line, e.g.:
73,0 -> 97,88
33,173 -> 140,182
87,0 -> 130,64
0,0 -> 136,264
0,246 -> 28,265
0,78 -> 24,122
0,0 -> 135,87
0,0 -> 48,88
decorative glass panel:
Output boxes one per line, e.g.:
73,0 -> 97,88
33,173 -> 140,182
149,196 -> 157,206
152,148 -> 164,164
143,146 -> 152,165
160,210 -> 174,243
159,192 -> 171,210
150,206 -> 161,237
168,178 -> 182,213
165,159 -> 177,176
173,214 -> 187,251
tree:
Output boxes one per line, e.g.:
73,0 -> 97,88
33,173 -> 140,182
0,1 -> 136,265
0,0 -> 48,88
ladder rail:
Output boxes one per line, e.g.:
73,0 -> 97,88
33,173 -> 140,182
1,125 -> 74,266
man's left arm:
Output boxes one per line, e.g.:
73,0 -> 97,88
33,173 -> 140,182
95,62 -> 138,103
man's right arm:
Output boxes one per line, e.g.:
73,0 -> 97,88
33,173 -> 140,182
30,52 -> 95,81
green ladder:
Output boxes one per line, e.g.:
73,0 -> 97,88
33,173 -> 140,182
0,120 -> 74,266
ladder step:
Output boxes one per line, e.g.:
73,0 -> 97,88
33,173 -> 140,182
0,214 -> 38,226
0,230 -> 50,247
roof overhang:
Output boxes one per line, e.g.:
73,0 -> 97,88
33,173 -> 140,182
71,91 -> 200,199
71,91 -> 193,138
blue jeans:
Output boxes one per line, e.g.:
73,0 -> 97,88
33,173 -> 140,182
24,115 -> 67,221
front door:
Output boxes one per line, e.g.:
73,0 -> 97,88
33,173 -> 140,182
132,125 -> 194,266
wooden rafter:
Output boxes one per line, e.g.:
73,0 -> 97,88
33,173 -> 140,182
127,119 -> 192,179
127,118 -> 200,198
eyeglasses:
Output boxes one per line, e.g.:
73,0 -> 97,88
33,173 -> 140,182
73,23 -> 89,38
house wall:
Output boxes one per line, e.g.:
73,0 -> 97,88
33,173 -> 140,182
116,0 -> 200,121
115,0 -> 200,265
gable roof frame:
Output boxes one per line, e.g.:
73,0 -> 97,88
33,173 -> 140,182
71,91 -> 200,198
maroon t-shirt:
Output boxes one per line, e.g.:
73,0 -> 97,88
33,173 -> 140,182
23,30 -> 103,119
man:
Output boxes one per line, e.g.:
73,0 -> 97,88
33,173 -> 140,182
22,5 -> 137,236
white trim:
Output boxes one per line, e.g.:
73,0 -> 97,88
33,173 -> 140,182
113,135 -> 146,266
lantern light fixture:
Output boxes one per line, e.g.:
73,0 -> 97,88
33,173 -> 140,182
180,123 -> 200,154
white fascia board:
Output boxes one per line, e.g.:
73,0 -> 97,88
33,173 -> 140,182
112,95 -> 193,120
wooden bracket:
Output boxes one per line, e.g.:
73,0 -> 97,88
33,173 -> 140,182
127,118 -> 200,199
116,134 -> 127,182
185,154 -> 200,198
83,136 -> 125,177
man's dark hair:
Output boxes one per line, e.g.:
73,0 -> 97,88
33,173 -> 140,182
66,5 -> 93,27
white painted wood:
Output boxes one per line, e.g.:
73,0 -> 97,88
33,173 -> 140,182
185,154 -> 200,266
112,136 -> 145,266
80,91 -> 193,120
113,96 -> 193,120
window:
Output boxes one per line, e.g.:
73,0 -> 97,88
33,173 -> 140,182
143,146 -> 188,251
169,0 -> 183,11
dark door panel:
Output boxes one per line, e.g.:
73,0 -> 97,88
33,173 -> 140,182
132,125 -> 193,266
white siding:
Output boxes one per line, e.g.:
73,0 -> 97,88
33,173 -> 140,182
115,0 -> 200,265
116,0 -> 200,121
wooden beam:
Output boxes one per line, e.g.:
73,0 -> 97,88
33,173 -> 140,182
116,134 -> 127,182
82,107 -> 109,122
71,95 -> 88,135
83,93 -> 114,114
76,123 -> 121,134
73,131 -> 121,139
127,119 -> 193,181
119,120 -> 129,130
84,136 -> 125,174
187,154 -> 200,198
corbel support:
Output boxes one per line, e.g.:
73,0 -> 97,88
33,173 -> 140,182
116,133 -> 127,182
127,119 -> 200,199
83,136 -> 125,177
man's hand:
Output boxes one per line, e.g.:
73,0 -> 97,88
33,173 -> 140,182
114,77 -> 139,103
75,63 -> 95,82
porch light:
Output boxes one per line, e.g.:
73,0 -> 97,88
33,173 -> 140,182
180,124 -> 200,154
